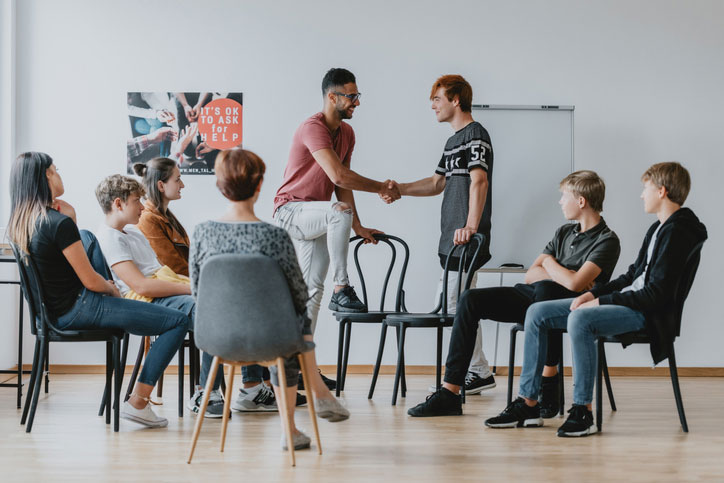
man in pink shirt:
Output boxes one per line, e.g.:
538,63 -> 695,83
274,68 -> 399,389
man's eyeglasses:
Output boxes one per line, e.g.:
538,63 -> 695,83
334,91 -> 361,103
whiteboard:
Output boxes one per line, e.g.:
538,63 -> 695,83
472,105 -> 574,268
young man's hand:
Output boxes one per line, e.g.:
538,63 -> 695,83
453,226 -> 477,245
570,291 -> 595,310
354,226 -> 384,244
378,180 -> 401,204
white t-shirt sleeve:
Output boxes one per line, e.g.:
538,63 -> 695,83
96,224 -> 134,268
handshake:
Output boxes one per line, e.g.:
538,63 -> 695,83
379,180 -> 402,204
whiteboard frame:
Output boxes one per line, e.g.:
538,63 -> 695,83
472,104 -> 575,172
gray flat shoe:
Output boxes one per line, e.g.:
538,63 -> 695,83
316,397 -> 350,422
281,430 -> 311,451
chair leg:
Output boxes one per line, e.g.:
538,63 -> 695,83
113,336 -> 122,432
187,356 -> 221,464
21,339 -> 41,425
558,352 -> 565,416
600,347 -> 616,411
188,339 -> 196,397
178,344 -> 185,418
157,372 -> 164,399
368,322 -> 388,399
668,349 -> 688,432
341,321 -> 352,391
220,364 -> 236,452
124,338 -> 145,403
298,354 -> 322,455
336,320 -> 345,397
25,339 -> 46,433
105,340 -> 112,425
507,326 -> 518,406
596,339 -> 603,432
391,324 -> 407,406
435,326 -> 443,392
396,326 -> 407,397
43,339 -> 49,394
276,358 -> 296,467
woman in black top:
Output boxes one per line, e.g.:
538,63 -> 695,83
8,152 -> 189,429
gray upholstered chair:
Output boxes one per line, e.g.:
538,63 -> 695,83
187,254 -> 321,467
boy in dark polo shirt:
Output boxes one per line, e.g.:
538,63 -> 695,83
408,170 -> 620,417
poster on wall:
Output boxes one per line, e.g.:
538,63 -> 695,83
126,92 -> 243,175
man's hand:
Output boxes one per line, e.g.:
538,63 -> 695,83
354,226 -> 384,244
183,104 -> 197,122
453,226 -> 477,245
149,127 -> 178,144
379,180 -> 401,204
106,280 -> 121,298
570,291 -> 595,310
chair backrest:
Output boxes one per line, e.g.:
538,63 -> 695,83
672,239 -> 706,337
194,253 -> 308,362
440,233 -> 487,315
11,243 -> 53,338
349,234 -> 410,312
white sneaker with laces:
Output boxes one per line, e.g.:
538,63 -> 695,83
121,401 -> 168,428
231,384 -> 278,412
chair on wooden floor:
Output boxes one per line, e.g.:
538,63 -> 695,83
594,239 -> 705,433
332,233 -> 409,396
11,244 -> 124,433
370,234 -> 486,405
187,254 -> 322,467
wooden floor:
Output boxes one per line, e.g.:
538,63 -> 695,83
1,373 -> 724,482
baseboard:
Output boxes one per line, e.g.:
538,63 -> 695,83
8,364 -> 724,377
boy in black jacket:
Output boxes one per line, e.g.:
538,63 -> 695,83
485,162 -> 707,437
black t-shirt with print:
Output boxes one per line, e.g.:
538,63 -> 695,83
435,121 -> 493,271
28,209 -> 83,317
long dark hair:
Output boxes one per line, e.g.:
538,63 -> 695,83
8,152 -> 54,253
132,158 -> 187,237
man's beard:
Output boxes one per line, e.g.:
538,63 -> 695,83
335,104 -> 352,120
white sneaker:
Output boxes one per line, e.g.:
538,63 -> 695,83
187,386 -> 226,418
231,384 -> 278,412
121,401 -> 168,428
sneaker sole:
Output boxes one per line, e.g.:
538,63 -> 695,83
189,406 -> 225,419
282,442 -> 311,451
408,410 -> 463,417
120,412 -> 168,428
557,425 -> 598,437
317,410 -> 350,422
328,302 -> 367,313
465,382 -> 496,395
231,403 -> 278,412
485,417 -> 543,428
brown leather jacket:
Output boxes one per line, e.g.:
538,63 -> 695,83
136,200 -> 190,276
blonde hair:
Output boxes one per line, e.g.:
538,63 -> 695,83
641,162 -> 690,206
95,174 -> 146,214
559,170 -> 606,213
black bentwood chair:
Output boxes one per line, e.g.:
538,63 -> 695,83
594,239 -> 705,433
371,234 -> 486,405
11,244 -> 124,433
331,234 -> 410,396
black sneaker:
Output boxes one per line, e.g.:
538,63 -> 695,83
464,372 -> 496,395
539,375 -> 561,419
187,386 -> 225,418
407,388 -> 463,417
485,397 -> 543,428
298,369 -> 336,392
328,286 -> 367,313
557,405 -> 598,437
295,392 -> 307,407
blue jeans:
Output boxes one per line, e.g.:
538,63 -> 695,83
519,298 -> 646,405
151,295 -> 223,391
56,231 -> 190,386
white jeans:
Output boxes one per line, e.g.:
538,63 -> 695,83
436,269 -> 492,379
274,201 -> 353,334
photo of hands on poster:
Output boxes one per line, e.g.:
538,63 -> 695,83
126,92 -> 243,175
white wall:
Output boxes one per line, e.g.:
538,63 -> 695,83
2,0 -> 722,370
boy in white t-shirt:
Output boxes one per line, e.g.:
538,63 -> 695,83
94,174 -> 224,418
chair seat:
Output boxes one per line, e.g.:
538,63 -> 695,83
600,330 -> 649,344
333,311 -> 393,323
384,313 -> 454,327
46,328 -> 124,342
